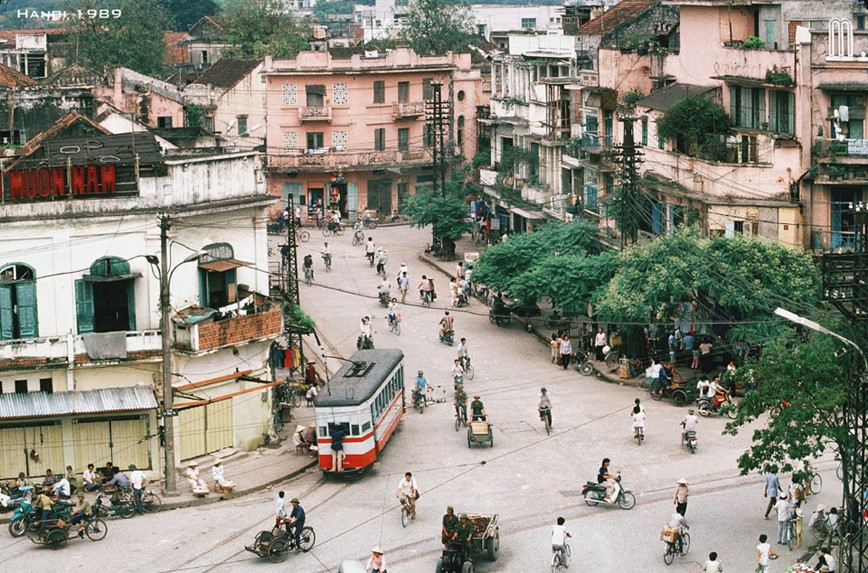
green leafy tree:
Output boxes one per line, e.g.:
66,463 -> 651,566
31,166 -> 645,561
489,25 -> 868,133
723,325 -> 857,477
656,96 -> 731,161
161,0 -> 218,31
64,0 -> 171,77
313,0 -> 352,20
403,189 -> 470,242
403,0 -> 474,55
221,0 -> 310,59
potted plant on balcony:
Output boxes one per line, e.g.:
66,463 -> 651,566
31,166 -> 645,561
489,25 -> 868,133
742,36 -> 765,50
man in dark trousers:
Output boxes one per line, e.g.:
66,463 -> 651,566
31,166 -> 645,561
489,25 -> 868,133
287,497 -> 306,550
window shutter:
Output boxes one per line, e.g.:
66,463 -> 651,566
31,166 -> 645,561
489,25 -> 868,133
787,92 -> 795,135
0,284 -> 13,340
347,182 -> 359,211
15,281 -> 37,338
199,268 -> 209,308
126,280 -> 137,331
729,86 -> 737,125
225,268 -> 237,303
74,279 -> 95,334
769,92 -> 779,132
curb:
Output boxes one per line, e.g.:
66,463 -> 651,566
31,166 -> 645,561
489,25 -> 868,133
0,459 -> 319,523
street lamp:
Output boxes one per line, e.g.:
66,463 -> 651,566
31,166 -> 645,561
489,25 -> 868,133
146,245 -> 205,496
773,307 -> 867,369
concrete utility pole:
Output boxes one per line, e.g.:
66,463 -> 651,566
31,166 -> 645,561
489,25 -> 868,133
158,214 -> 177,495
426,81 -> 448,197
614,116 -> 643,248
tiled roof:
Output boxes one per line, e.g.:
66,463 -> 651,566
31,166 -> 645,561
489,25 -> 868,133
635,83 -> 718,112
0,385 -> 157,420
191,59 -> 260,90
40,63 -> 103,88
165,31 -> 191,66
0,63 -> 37,88
7,111 -> 110,165
579,0 -> 654,36
0,28 -> 68,45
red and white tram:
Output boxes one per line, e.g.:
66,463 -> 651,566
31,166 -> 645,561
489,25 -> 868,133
313,349 -> 405,475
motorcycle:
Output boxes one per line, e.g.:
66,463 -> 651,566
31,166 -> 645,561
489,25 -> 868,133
8,498 -> 36,537
684,430 -> 698,454
440,329 -> 454,345
488,307 -> 511,327
412,388 -> 426,413
581,472 -> 636,510
361,216 -> 378,230
93,492 -> 135,519
572,350 -> 596,376
455,290 -> 469,308
697,394 -> 737,419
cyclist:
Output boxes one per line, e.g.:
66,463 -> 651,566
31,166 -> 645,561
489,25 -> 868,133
69,493 -> 93,538
321,242 -> 331,268
418,274 -> 433,303
469,395 -> 486,421
302,254 -> 314,281
456,337 -> 470,370
439,311 -> 454,339
539,387 -> 552,428
631,401 -> 646,441
551,516 -> 572,563
681,408 -> 699,446
450,358 -> 465,386
387,298 -> 400,326
359,316 -> 373,349
328,209 -> 341,231
454,384 -> 468,424
378,277 -> 391,305
667,510 -> 689,556
414,370 -> 429,407
395,472 -> 418,520
365,237 -> 376,266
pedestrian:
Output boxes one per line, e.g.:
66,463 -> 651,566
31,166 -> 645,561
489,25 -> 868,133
550,333 -> 559,364
668,331 -> 678,364
559,334 -> 572,370
375,248 -> 388,277
699,337 -> 714,373
367,546 -> 387,573
449,277 -> 459,307
775,492 -> 790,544
456,261 -> 465,280
788,473 -> 805,506
763,466 -> 781,520
594,327 -> 607,361
398,271 -> 409,304
756,533 -> 777,572
330,425 -> 346,472
275,490 -> 287,521
129,464 -> 145,514
792,499 -> 803,549
674,478 -> 689,516
816,547 -> 836,572
703,551 -> 723,573
365,236 -> 376,266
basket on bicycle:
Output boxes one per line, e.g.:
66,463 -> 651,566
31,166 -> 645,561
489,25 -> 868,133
659,526 -> 678,543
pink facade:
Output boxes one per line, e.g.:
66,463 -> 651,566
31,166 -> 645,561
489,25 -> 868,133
263,48 -> 482,220
96,68 -> 186,129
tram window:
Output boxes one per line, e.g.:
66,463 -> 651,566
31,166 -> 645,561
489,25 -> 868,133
319,426 -> 327,437
362,421 -> 371,432
351,424 -> 359,436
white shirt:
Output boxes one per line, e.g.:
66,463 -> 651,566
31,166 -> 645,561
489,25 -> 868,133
667,512 -> 686,528
703,560 -> 723,573
365,241 -> 376,254
595,332 -> 608,346
551,524 -> 568,546
451,364 -> 465,377
646,363 -> 662,379
53,478 -> 70,497
360,321 -> 372,337
379,280 -> 391,293
682,414 -> 698,432
696,379 -> 711,397
306,386 -> 318,399
130,470 -> 144,490
632,410 -> 646,428
396,476 -> 417,497
457,343 -> 469,357
275,497 -> 286,517
775,497 -> 790,521
824,553 -> 837,571
757,542 -> 771,565
186,467 -> 201,481
82,469 -> 96,485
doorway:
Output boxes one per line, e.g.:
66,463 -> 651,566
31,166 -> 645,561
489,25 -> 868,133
92,281 -> 132,333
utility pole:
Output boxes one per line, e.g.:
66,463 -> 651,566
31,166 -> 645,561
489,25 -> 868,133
614,116 -> 643,248
158,214 -> 177,495
426,81 -> 448,197
282,196 -> 304,372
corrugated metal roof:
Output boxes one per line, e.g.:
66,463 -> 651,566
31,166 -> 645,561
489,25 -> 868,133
636,83 -> 718,112
0,385 -> 157,420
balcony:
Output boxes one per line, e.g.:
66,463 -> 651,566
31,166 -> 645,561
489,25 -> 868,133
812,229 -> 863,253
814,138 -> 868,164
0,330 -> 163,368
299,106 -> 331,121
393,102 -> 425,119
267,148 -> 429,172
174,306 -> 282,353
582,133 -> 614,154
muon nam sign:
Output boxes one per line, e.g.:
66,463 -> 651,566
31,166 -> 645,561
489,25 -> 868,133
5,163 -> 120,201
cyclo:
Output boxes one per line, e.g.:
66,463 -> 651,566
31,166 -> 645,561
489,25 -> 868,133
26,510 -> 108,548
245,517 -> 316,563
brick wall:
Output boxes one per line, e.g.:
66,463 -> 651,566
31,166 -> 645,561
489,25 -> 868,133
194,307 -> 282,351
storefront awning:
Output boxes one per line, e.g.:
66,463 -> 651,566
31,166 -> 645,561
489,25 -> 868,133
0,385 -> 157,421
511,207 -> 546,220
198,258 -> 251,272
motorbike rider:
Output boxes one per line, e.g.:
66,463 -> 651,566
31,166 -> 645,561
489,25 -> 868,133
598,458 -> 620,503
454,384 -> 468,424
414,370 -> 429,406
359,316 -> 373,349
490,292 -> 507,317
708,376 -> 729,411
539,387 -> 552,428
439,311 -> 454,339
681,408 -> 699,446
378,276 -> 391,304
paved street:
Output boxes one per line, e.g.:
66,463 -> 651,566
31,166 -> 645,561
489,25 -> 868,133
0,224 -> 841,572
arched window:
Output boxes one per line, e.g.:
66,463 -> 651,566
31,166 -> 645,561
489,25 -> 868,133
0,263 -> 38,340
828,18 -> 854,59
198,243 -> 245,309
75,256 -> 141,334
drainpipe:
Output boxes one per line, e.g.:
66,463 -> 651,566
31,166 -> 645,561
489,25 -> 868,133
66,330 -> 75,391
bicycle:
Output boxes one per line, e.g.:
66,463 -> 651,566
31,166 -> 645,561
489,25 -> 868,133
303,266 -> 313,286
662,527 -> 690,565
459,355 -> 474,380
634,427 -> 644,446
551,543 -> 570,572
322,253 -> 332,272
352,229 -> 365,246
322,224 -> 345,237
141,489 -> 162,514
539,406 -> 552,435
783,517 -> 796,551
421,291 -> 433,308
297,229 -> 310,242
400,495 -> 413,528
388,314 -> 401,335
455,405 -> 468,431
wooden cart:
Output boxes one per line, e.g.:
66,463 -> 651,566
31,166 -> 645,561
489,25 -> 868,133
467,420 -> 493,448
436,513 -> 500,573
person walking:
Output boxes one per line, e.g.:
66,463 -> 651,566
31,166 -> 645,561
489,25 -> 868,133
594,327 -> 607,361
559,334 -> 572,370
756,533 -> 777,572
550,333 -> 559,364
365,237 -> 376,266
775,492 -> 790,544
129,464 -> 145,514
763,467 -> 781,520
397,271 -> 409,304
703,551 -> 723,573
674,478 -> 689,516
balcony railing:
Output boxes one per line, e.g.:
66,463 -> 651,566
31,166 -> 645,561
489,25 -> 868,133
0,330 -> 162,364
815,138 -> 868,160
267,148 -> 428,170
393,102 -> 425,119
174,306 -> 282,352
582,133 -> 614,153
299,106 -> 331,121
812,229 -> 863,253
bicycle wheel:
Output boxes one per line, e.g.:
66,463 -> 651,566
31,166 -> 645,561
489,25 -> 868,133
465,363 -> 475,380
299,526 -> 316,551
394,322 -> 401,336
268,539 -> 289,563
299,230 -> 310,242
290,389 -> 302,408
663,542 -> 675,565
810,473 -> 823,494
401,505 -> 410,528
579,362 -> 595,376
545,419 -> 551,436
85,518 -> 108,541
334,225 -> 345,236
367,220 -> 378,230
321,227 -> 332,237
836,462 -> 843,481
455,414 -> 461,431
681,532 -> 690,555
605,351 -> 620,372
650,384 -> 663,401
352,233 -> 361,246
117,502 -> 135,519
787,525 -> 795,551
142,492 -> 162,513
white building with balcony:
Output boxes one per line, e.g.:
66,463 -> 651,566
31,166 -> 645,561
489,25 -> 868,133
0,113 -> 279,481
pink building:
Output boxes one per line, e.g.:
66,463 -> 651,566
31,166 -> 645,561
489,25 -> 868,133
262,48 -> 482,219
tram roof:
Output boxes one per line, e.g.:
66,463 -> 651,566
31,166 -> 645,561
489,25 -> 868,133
314,349 -> 404,407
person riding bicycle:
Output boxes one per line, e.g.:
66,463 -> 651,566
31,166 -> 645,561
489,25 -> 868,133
69,493 -> 93,538
395,472 -> 418,520
414,370 -> 428,406
321,242 -> 331,266
456,337 -> 470,369
328,210 -> 341,231
359,316 -> 373,349
387,298 -> 400,326
378,277 -> 391,304
469,395 -> 486,421
551,516 -> 572,559
439,311 -> 454,339
454,384 -> 468,423
418,274 -> 433,303
450,359 -> 465,385
302,254 -> 314,281
681,408 -> 699,446
285,497 -> 305,549
656,363 -> 674,396
666,511 -> 689,556
539,387 -> 552,428
365,237 -> 376,265
631,402 -> 646,440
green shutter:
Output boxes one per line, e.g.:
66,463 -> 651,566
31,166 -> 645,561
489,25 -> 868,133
226,268 -> 237,303
74,279 -> 95,334
15,281 -> 38,338
126,280 -> 137,331
729,86 -> 737,126
347,182 -> 359,211
787,92 -> 795,135
0,284 -> 13,340
198,268 -> 209,308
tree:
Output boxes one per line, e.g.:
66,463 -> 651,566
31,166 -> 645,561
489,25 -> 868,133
723,324 -> 857,477
403,0 -> 474,56
63,0 -> 171,77
403,189 -> 470,243
656,96 -> 730,162
221,0 -> 310,59
161,0 -> 218,31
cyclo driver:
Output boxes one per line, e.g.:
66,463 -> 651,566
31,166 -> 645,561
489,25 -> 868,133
454,384 -> 468,425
